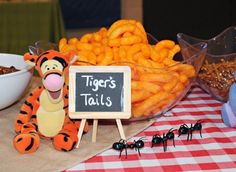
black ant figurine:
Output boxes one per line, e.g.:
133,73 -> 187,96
151,128 -> 176,152
112,138 -> 145,158
178,120 -> 203,141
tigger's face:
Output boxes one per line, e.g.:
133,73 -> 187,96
41,59 -> 65,102
24,50 -> 77,103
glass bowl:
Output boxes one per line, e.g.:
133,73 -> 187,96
74,39 -> 207,121
178,26 -> 236,102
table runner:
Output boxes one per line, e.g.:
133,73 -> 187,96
67,85 -> 236,172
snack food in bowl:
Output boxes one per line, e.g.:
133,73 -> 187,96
58,19 -> 207,120
0,53 -> 34,110
178,26 -> 236,102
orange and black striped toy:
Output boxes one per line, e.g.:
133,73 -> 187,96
13,50 -> 89,154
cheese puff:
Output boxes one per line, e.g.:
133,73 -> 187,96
98,27 -> 108,38
98,47 -> 113,65
133,27 -> 148,43
133,52 -> 144,61
179,64 -> 195,78
169,64 -> 195,78
155,40 -> 175,51
168,44 -> 181,59
141,44 -> 150,58
107,19 -> 130,36
80,33 -> 92,43
88,52 -> 97,65
76,42 -> 93,51
93,46 -> 104,55
163,58 -> 180,66
131,90 -> 152,103
148,60 -> 165,69
160,48 -> 169,59
77,51 -> 89,63
108,38 -> 120,47
179,74 -> 188,84
135,21 -> 146,35
123,32 -> 132,37
137,56 -> 152,68
163,77 -> 179,92
68,37 -> 79,45
140,72 -> 173,82
131,81 -> 161,94
132,92 -> 169,117
127,44 -> 142,62
120,35 -> 142,45
171,81 -> 185,93
92,42 -> 102,47
150,46 -> 162,62
59,38 -> 67,52
92,33 -> 102,42
118,47 -> 127,62
102,38 -> 108,45
112,47 -> 120,62
96,53 -> 104,64
60,44 -> 76,54
109,23 -> 136,39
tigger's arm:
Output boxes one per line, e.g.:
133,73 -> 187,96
15,86 -> 43,133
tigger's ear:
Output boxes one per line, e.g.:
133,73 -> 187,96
65,50 -> 78,65
23,52 -> 37,67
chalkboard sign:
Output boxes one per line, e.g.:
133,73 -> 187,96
69,66 -> 131,119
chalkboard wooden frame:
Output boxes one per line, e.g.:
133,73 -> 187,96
68,65 -> 131,147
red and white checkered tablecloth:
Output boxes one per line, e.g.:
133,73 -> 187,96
67,86 -> 236,172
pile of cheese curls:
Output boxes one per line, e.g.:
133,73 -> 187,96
59,19 -> 196,118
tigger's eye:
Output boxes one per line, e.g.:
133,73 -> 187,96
52,67 -> 56,69
47,68 -> 50,70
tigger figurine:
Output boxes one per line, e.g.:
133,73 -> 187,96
13,49 -> 88,154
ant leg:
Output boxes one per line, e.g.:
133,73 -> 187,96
173,138 -> 175,147
187,131 -> 190,141
137,148 -> 141,156
125,147 -> 128,159
119,149 -> 122,158
190,129 -> 193,140
163,141 -> 167,152
200,128 -> 202,138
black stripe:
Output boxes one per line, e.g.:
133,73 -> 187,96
17,137 -> 23,142
20,110 -> 27,114
17,120 -> 23,124
70,141 -> 77,151
29,93 -> 33,96
63,105 -> 68,109
61,148 -> 68,152
65,94 -> 68,99
25,137 -> 34,151
24,101 -> 33,110
23,125 -> 30,128
32,123 -> 38,131
35,52 -> 49,64
60,133 -> 70,137
31,115 -> 36,119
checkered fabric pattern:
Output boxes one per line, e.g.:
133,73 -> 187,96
67,86 -> 236,172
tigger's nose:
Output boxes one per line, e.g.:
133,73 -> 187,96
43,73 -> 64,91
